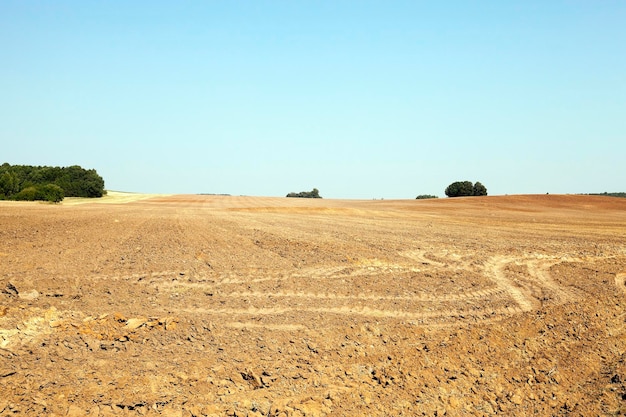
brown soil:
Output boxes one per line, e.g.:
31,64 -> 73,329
1,194 -> 626,416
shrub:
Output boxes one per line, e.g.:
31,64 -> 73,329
12,184 -> 64,203
416,195 -> 438,199
13,186 -> 39,201
38,184 -> 64,203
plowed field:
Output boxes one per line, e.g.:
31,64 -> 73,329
2,194 -> 626,416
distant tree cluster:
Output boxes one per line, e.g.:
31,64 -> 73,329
0,163 -> 106,202
415,195 -> 438,200
588,192 -> 626,198
286,188 -> 322,198
445,181 -> 487,198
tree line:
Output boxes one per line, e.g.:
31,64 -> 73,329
0,163 -> 106,202
286,188 -> 321,198
587,192 -> 626,198
286,183 -> 488,199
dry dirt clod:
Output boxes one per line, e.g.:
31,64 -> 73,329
65,404 -> 84,417
18,289 -> 39,301
241,368 -> 265,389
124,317 -> 148,330
3,282 -> 19,296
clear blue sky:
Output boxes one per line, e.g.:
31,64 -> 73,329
1,1 -> 624,198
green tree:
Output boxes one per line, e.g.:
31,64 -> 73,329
445,181 -> 488,197
0,171 -> 19,198
445,181 -> 474,197
473,181 -> 488,196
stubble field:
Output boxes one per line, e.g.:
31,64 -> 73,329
1,194 -> 626,416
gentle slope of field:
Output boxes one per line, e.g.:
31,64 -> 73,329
1,194 -> 626,416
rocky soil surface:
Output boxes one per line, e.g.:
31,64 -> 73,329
1,194 -> 626,416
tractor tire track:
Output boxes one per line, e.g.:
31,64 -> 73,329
615,272 -> 626,294
483,256 -> 537,312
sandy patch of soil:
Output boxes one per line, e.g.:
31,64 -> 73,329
62,191 -> 172,205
